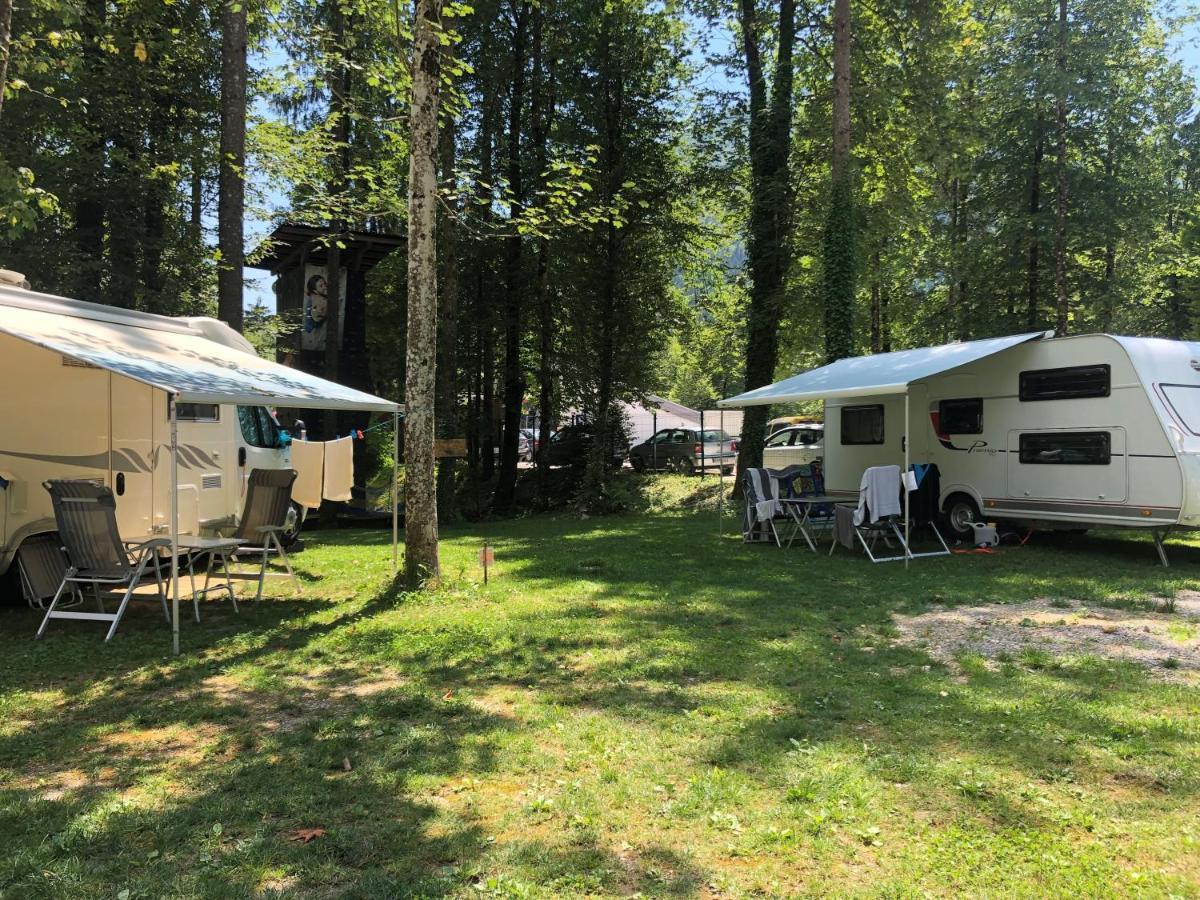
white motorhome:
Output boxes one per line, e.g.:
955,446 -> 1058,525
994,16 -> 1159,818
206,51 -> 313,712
721,332 -> 1200,562
0,283 -> 300,584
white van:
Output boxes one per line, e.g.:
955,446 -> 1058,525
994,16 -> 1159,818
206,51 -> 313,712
820,334 -> 1200,542
0,288 -> 300,583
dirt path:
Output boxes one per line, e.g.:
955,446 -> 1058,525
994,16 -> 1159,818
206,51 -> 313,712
893,592 -> 1200,683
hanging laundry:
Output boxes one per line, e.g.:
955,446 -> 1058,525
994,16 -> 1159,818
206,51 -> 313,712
290,439 -> 325,509
323,436 -> 354,502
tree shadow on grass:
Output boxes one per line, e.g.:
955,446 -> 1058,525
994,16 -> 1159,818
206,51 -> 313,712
0,582 -> 516,896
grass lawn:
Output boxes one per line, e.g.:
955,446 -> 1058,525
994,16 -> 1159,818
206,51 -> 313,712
2,477 -> 1199,898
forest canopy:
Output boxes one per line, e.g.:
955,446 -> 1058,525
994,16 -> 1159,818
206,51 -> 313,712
2,0 -> 1199,508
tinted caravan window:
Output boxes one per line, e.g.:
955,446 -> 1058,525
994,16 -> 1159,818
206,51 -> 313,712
841,405 -> 884,445
938,398 -> 983,434
1019,365 -> 1110,401
176,403 -> 219,422
1019,431 -> 1111,465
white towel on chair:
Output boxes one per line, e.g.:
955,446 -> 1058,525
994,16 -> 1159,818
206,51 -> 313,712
289,439 -> 324,509
855,465 -> 902,525
323,436 -> 354,502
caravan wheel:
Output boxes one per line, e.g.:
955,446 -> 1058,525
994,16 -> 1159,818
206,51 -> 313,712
944,493 -> 981,540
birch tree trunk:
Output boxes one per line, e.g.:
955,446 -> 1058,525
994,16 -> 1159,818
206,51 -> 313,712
217,0 -> 247,332
405,0 -> 443,583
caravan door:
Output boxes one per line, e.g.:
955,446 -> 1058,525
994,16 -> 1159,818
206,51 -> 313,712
109,376 -> 157,536
1007,427 -> 1128,504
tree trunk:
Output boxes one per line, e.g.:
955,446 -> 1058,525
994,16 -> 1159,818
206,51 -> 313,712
74,0 -> 107,301
1026,110 -> 1043,331
492,0 -> 529,512
404,0 -> 444,583
1054,0 -> 1069,335
869,249 -> 881,353
0,0 -> 13,124
733,0 -> 796,487
436,116 -> 461,523
822,0 -> 855,363
217,0 -> 247,332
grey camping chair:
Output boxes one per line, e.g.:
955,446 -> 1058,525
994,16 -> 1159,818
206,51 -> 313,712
742,467 -> 798,546
216,469 -> 301,602
37,480 -> 170,641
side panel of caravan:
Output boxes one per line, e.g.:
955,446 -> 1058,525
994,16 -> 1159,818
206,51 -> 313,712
823,394 -> 909,496
0,337 -> 110,572
923,335 -> 1181,528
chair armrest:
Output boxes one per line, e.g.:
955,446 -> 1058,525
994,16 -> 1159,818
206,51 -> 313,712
253,525 -> 287,535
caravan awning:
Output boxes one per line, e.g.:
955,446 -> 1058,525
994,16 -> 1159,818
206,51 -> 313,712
718,332 -> 1051,408
0,287 -> 399,413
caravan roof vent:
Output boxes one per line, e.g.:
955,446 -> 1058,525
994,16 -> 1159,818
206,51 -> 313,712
0,269 -> 30,289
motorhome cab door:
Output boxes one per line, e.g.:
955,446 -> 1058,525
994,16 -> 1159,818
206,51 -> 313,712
1006,426 -> 1128,504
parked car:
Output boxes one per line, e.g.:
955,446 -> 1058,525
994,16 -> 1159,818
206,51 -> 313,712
520,428 -> 538,461
542,423 -> 628,469
762,423 -> 823,469
628,428 -> 738,475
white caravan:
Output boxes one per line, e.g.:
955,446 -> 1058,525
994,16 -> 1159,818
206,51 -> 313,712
721,332 -> 1200,563
0,284 -> 299,582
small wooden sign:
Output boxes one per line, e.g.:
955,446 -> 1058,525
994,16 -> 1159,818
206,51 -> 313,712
480,542 -> 494,584
435,438 -> 468,459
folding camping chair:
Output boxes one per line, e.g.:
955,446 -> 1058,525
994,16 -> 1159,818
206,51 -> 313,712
742,467 -> 797,546
36,480 -> 170,641
829,465 -> 912,563
214,469 -> 301,602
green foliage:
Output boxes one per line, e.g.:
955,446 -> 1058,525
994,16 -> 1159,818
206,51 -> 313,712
821,172 -> 855,362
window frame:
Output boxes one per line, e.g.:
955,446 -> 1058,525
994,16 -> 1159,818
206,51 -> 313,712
1160,383 -> 1200,437
1018,431 -> 1112,466
764,430 -> 795,448
840,405 -> 885,446
938,397 -> 983,435
1019,364 -> 1111,402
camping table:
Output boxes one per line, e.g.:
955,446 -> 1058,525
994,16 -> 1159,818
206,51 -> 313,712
778,496 -> 843,552
126,534 -> 244,621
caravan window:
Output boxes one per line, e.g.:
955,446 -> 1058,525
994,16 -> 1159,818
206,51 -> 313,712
938,398 -> 982,434
1019,431 -> 1111,465
1162,384 -> 1200,435
176,403 -> 219,422
1019,365 -> 1110,401
841,405 -> 884,445
237,406 -> 281,449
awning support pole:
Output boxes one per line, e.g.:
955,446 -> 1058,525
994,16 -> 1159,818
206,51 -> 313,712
170,393 -> 181,655
718,408 -> 725,535
904,391 -> 910,570
392,410 -> 399,571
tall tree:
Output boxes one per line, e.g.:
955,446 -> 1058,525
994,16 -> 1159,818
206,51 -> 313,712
822,0 -> 854,362
1053,0 -> 1069,333
732,0 -> 796,481
217,0 -> 247,332
405,0 -> 443,582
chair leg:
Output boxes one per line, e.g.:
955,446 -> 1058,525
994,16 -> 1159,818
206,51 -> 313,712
272,534 -> 300,592
256,544 -> 270,602
105,580 -> 139,642
36,574 -> 73,638
222,554 -> 238,613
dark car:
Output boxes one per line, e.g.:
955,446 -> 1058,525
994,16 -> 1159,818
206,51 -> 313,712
542,423 -> 628,469
628,428 -> 738,475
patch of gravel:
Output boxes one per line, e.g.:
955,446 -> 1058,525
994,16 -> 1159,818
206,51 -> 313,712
893,591 -> 1200,684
